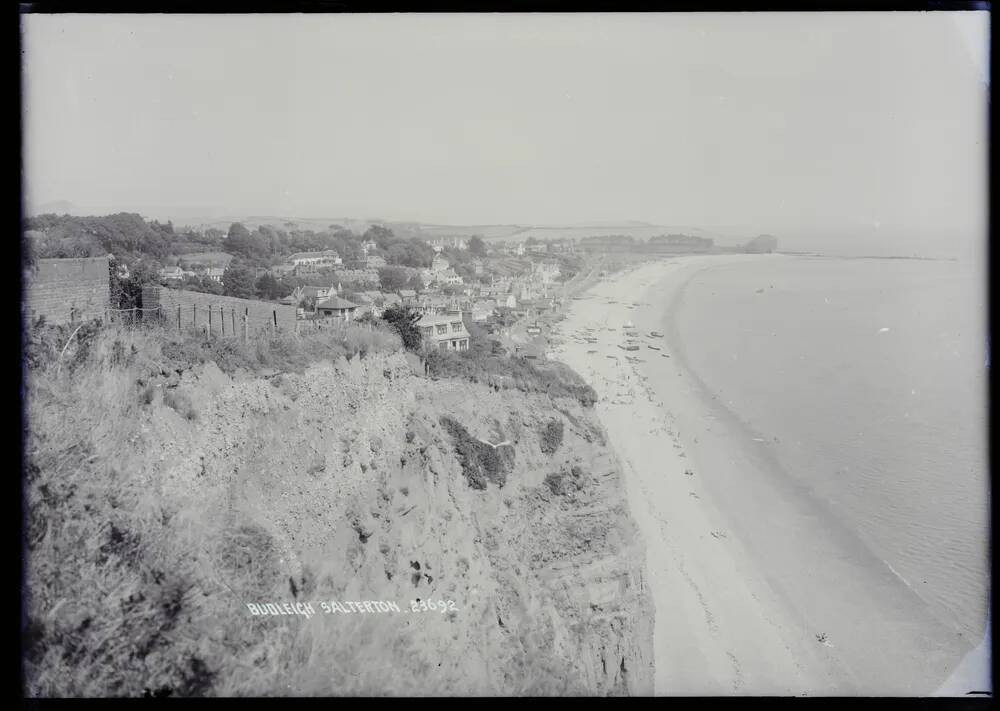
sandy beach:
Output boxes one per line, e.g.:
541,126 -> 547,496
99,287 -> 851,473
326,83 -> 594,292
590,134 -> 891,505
552,255 -> 981,696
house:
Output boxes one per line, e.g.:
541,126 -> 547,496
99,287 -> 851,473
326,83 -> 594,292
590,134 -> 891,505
335,268 -> 380,288
439,268 -> 464,286
429,236 -> 468,252
416,312 -> 471,352
315,295 -> 359,321
472,259 -> 485,276
302,284 -> 336,302
159,266 -> 184,281
361,240 -> 378,256
417,294 -> 453,315
287,250 -> 343,269
398,289 -> 418,304
366,255 -> 387,269
279,286 -> 304,307
202,267 -> 225,283
527,243 -> 547,254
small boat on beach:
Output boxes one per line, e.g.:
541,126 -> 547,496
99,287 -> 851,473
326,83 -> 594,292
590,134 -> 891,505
648,344 -> 661,351
650,331 -> 663,338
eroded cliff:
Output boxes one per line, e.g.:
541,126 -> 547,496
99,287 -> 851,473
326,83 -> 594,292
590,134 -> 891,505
25,338 -> 653,696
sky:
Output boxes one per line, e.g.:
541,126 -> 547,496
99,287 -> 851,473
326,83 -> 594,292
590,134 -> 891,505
22,12 -> 989,255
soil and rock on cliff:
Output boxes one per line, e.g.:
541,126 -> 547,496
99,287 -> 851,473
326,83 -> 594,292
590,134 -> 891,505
24,330 -> 653,696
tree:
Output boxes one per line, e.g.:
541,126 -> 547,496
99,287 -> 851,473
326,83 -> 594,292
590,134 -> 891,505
254,273 -> 288,300
468,236 -> 487,257
380,304 -> 423,352
377,266 -> 410,292
222,261 -> 256,299
223,222 -> 253,258
363,224 -> 395,249
405,273 -> 425,292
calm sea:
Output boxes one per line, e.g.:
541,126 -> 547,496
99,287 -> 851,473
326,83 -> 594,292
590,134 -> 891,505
672,255 -> 989,640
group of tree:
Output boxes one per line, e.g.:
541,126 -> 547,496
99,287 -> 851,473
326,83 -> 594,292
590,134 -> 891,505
24,213 -> 445,274
376,266 -> 423,293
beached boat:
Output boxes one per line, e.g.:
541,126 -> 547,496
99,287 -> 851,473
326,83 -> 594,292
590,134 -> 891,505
648,344 -> 661,350
649,331 -> 663,338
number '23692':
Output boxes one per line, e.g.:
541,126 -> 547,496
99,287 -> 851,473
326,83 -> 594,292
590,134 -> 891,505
411,599 -> 458,612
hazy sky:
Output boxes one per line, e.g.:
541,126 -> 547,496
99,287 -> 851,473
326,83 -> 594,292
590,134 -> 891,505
22,12 -> 989,253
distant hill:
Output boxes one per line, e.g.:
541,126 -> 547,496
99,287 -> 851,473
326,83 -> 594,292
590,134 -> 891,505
30,200 -> 82,216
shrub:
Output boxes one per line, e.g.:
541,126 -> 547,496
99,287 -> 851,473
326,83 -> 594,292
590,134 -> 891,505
425,349 -> 597,408
439,416 -> 514,489
157,319 -> 400,375
162,389 -> 197,420
539,419 -> 564,455
543,471 -> 565,495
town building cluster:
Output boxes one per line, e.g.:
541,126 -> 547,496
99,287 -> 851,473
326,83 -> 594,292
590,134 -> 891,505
161,235 -> 581,352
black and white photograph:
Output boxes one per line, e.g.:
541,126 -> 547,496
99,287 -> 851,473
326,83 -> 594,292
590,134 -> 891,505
19,9 -> 990,697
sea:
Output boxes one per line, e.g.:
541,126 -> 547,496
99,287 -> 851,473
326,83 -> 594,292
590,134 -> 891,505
670,254 -> 989,641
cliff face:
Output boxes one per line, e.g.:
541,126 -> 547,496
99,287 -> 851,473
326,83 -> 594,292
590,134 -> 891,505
26,344 -> 653,696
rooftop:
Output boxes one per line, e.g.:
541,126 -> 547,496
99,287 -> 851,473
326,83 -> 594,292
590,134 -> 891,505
316,296 -> 358,310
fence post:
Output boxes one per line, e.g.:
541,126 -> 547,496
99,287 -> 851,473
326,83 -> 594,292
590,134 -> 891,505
243,310 -> 248,344
193,303 -> 197,328
273,310 -> 277,334
178,305 -> 182,333
231,308 -> 236,336
221,305 -> 225,336
208,305 -> 212,337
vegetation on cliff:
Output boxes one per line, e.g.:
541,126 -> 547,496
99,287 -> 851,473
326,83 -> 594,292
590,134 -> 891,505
23,317 -> 651,696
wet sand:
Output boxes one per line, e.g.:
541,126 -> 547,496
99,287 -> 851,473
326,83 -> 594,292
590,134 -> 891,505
553,255 -> 977,695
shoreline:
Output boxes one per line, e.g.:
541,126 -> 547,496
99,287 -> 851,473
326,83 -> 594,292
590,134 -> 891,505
552,254 -> 976,695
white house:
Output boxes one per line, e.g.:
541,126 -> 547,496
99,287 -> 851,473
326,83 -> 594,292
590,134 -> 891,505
159,266 -> 184,281
202,267 -> 225,283
288,250 -> 343,270
315,295 -> 359,321
417,312 -> 470,351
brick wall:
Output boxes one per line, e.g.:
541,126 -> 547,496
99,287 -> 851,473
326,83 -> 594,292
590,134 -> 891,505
142,286 -> 297,337
23,256 -> 111,326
